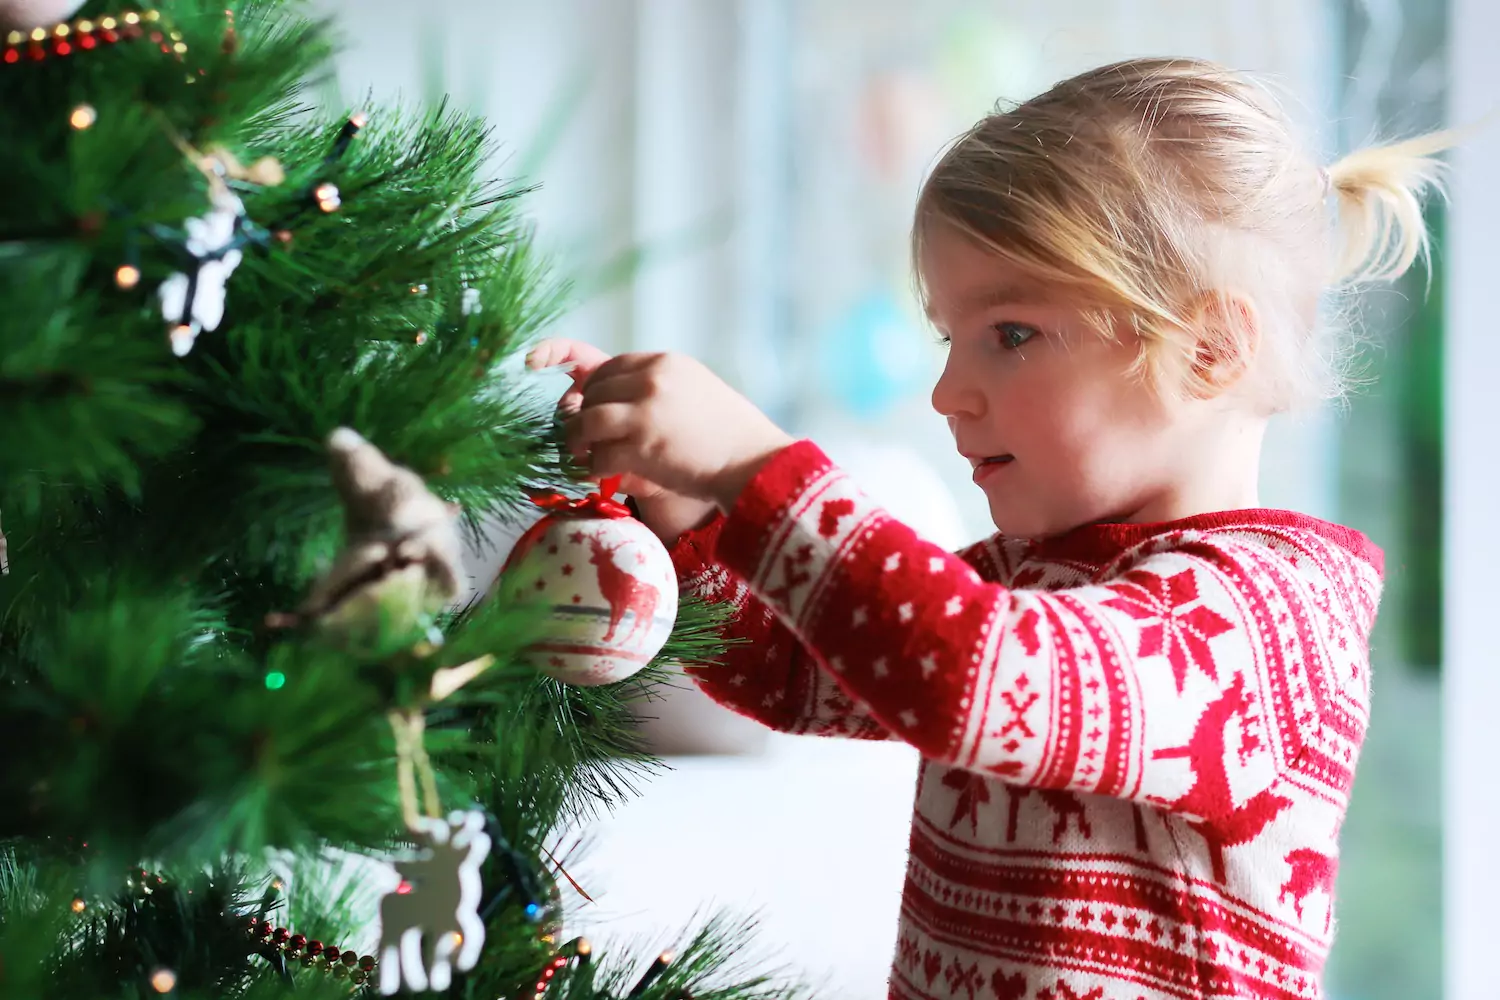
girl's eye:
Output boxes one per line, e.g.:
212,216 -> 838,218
995,322 -> 1038,350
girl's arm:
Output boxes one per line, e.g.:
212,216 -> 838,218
714,441 -> 1375,820
667,515 -> 894,740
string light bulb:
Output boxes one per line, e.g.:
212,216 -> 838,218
71,897 -> 86,913
169,325 -> 195,357
627,951 -> 674,998
532,953 -> 567,1000
330,113 -> 367,159
115,264 -> 141,289
69,104 -> 97,130
149,968 -> 176,993
313,182 -> 340,213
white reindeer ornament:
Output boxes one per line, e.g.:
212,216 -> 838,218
377,810 -> 491,994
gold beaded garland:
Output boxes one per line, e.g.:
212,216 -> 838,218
2,9 -> 188,65
245,915 -> 374,980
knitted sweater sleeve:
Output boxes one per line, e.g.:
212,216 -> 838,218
712,441 -> 1358,820
670,513 -> 893,740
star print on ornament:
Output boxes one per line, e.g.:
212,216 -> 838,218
1103,568 -> 1233,692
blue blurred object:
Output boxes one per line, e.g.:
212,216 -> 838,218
819,290 -> 930,418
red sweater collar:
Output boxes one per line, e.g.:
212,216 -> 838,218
1029,508 -> 1385,576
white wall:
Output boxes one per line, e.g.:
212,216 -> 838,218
1444,3 -> 1500,997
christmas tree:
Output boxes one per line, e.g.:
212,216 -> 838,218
0,1 -> 793,997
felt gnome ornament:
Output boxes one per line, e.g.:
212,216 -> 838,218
500,477 -> 677,687
272,428 -> 463,649
0,0 -> 83,32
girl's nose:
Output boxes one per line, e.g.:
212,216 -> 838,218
931,352 -> 985,420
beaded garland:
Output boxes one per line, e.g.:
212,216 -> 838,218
1,8 -> 185,65
246,915 -> 378,986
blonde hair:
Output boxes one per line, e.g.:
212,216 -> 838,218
913,57 -> 1451,411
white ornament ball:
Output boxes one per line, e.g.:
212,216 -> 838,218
0,0 -> 84,32
501,512 -> 677,686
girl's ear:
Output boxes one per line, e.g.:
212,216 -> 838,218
1186,291 -> 1260,398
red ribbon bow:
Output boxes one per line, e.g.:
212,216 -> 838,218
529,476 -> 633,519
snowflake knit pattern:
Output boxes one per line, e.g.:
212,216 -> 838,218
670,442 -> 1381,1000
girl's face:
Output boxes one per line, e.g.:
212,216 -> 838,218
921,225 -> 1209,539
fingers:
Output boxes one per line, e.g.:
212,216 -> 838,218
557,388 -> 584,416
562,403 -> 637,462
578,369 -> 650,407
529,339 -> 598,415
584,352 -> 662,385
558,355 -> 660,415
526,338 -> 613,385
587,440 -> 647,481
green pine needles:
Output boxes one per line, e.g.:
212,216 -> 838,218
0,1 -> 790,997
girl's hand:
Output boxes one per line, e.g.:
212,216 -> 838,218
562,350 -> 794,511
527,338 -> 659,499
526,339 -> 722,541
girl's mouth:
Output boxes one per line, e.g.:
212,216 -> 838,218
973,455 -> 1014,482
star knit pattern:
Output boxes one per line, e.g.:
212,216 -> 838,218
668,442 -> 1382,1000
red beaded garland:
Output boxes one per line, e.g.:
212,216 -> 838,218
1,11 -> 186,67
245,917 -> 371,979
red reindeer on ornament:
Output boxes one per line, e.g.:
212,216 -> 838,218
1152,672 -> 1292,882
588,532 -> 660,648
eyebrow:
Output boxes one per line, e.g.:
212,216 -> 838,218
925,282 -> 1057,321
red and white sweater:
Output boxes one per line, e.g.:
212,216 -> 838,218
670,442 -> 1382,1000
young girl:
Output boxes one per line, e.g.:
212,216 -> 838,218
530,58 -> 1445,1000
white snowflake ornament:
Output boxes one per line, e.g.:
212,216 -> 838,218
377,810 -> 491,995
158,187 -> 246,356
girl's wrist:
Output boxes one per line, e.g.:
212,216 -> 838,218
711,434 -> 796,512
631,491 -> 718,546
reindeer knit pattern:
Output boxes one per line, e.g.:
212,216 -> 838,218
669,442 -> 1381,1000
